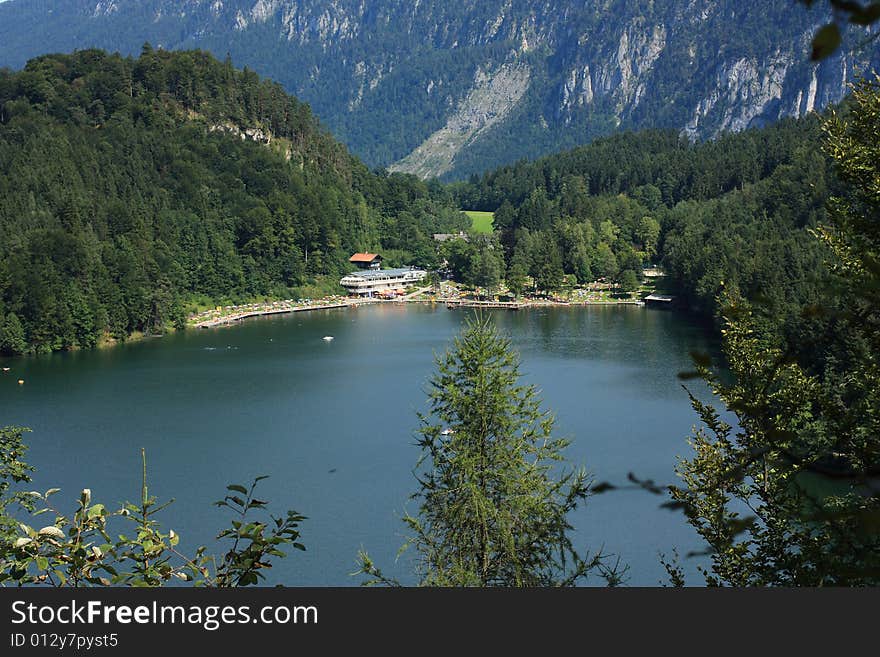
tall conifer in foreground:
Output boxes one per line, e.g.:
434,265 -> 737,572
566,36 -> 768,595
359,315 -> 621,586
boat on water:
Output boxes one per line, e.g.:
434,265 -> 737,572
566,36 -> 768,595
322,336 -> 334,341
440,427 -> 455,436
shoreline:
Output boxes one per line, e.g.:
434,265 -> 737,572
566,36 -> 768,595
188,294 -> 650,330
185,277 -> 666,329
190,297 -> 378,329
1,293 -> 660,360
416,298 -> 645,310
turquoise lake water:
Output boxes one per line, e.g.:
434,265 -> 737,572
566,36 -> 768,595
0,303 -> 719,585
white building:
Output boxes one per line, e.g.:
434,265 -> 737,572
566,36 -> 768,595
340,267 -> 427,297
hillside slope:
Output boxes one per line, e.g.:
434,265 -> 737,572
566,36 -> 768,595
0,48 -> 466,354
0,1 -> 876,179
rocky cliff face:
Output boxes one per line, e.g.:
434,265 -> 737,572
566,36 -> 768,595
0,0 -> 876,179
389,62 -> 531,179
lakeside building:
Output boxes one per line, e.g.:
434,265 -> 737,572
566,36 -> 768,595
340,267 -> 427,297
349,253 -> 383,270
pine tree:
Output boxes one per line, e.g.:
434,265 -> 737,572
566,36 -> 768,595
0,313 -> 27,356
359,315 -> 621,586
671,76 -> 880,586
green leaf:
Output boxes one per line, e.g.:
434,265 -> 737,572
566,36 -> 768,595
812,24 -> 842,60
226,484 -> 248,495
35,556 -> 48,571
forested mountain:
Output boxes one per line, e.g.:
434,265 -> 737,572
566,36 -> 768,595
0,48 -> 466,354
451,114 -> 836,341
0,45 -> 842,356
0,1 -> 876,180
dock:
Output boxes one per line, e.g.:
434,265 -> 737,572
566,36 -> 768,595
644,294 -> 677,307
440,298 -> 646,310
443,299 -> 525,310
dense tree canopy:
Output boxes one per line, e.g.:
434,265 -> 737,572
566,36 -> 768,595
672,76 -> 880,585
451,116 -> 836,338
0,48 -> 467,354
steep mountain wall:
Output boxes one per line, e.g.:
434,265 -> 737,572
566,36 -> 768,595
0,1 -> 876,178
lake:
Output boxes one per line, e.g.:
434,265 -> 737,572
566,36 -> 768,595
0,303 -> 719,586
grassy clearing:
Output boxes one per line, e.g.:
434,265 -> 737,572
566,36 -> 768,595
464,210 -> 494,234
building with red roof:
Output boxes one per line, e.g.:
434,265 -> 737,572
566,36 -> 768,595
349,253 -> 383,270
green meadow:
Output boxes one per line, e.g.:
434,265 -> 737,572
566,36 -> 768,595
464,210 -> 494,233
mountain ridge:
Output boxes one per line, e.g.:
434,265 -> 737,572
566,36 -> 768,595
0,1 -> 877,179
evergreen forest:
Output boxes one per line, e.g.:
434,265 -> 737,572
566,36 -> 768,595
0,47 -> 467,354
